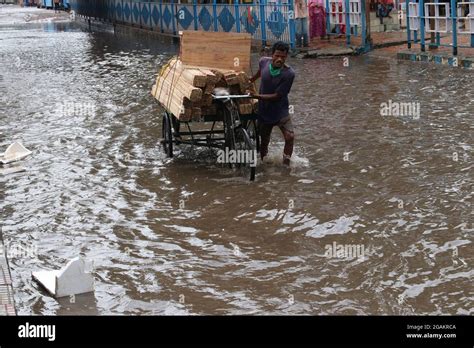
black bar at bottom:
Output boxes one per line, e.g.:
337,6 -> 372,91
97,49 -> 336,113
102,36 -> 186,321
0,316 -> 472,346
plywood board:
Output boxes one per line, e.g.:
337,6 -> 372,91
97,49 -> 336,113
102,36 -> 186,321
180,31 -> 251,73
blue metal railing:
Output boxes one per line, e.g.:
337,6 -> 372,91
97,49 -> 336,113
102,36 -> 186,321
70,0 -> 297,48
70,0 -> 372,51
406,0 -> 474,56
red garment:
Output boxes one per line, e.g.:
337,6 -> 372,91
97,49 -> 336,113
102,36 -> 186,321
309,0 -> 327,38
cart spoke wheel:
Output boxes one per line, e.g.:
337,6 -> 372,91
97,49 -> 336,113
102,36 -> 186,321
234,127 -> 256,181
245,119 -> 260,153
161,112 -> 173,158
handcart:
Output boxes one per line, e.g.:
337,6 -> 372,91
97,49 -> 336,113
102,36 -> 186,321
160,93 -> 260,181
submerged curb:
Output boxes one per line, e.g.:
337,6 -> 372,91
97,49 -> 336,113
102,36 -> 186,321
397,50 -> 474,69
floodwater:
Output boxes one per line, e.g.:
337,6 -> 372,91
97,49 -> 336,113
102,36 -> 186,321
0,6 -> 472,315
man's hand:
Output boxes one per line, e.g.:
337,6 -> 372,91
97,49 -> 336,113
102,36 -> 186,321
245,82 -> 258,98
247,89 -> 259,99
244,82 -> 257,94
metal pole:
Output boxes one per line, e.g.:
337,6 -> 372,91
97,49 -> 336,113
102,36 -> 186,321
171,0 -> 177,35
469,0 -> 474,47
260,0 -> 267,46
139,2 -> 142,27
429,1 -> 435,48
326,0 -> 330,38
213,0 -> 218,31
435,0 -> 440,46
451,0 -> 457,55
406,0 -> 411,48
289,0 -> 296,48
159,0 -> 164,32
419,0 -> 425,51
193,0 -> 198,30
234,0 -> 240,32
345,0 -> 350,44
363,0 -> 371,49
149,2 -> 152,29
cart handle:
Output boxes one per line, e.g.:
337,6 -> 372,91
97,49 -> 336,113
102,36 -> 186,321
211,94 -> 252,100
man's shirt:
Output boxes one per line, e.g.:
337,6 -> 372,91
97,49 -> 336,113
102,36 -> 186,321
258,57 -> 295,124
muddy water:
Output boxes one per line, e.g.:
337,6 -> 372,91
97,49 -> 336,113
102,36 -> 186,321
0,13 -> 472,315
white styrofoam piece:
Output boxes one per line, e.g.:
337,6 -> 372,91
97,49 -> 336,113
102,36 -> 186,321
32,257 -> 95,298
0,142 -> 32,164
32,270 -> 60,296
0,166 -> 26,175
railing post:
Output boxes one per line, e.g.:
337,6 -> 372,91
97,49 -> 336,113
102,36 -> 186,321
193,0 -> 198,31
139,2 -> 142,28
451,0 -> 457,55
148,1 -> 152,29
289,0 -> 296,48
471,0 -> 474,47
406,0 -> 411,48
159,0 -> 164,33
260,0 -> 267,46
234,0 -> 241,32
345,0 -> 350,45
413,0 -> 418,43
354,1 -> 358,38
171,0 -> 177,35
326,0 -> 330,38
434,0 -> 440,46
361,0 -> 368,50
419,0 -> 425,51
213,0 -> 218,31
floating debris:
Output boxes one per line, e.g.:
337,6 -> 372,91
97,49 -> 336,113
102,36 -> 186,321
0,142 -> 32,164
32,257 -> 95,298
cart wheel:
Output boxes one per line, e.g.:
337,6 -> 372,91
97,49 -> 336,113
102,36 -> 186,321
234,127 -> 256,181
245,119 -> 260,153
171,114 -> 181,145
161,112 -> 173,158
223,107 -> 235,151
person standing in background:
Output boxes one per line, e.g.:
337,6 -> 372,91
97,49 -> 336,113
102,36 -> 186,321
295,0 -> 309,47
309,0 -> 326,40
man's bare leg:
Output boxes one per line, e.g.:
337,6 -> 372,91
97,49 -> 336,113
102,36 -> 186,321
281,128 -> 294,166
259,123 -> 274,161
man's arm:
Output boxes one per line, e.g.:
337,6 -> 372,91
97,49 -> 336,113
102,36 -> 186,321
249,69 -> 261,83
251,92 -> 281,101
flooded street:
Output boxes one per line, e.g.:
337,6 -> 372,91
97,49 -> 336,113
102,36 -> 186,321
1,8 -> 472,315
